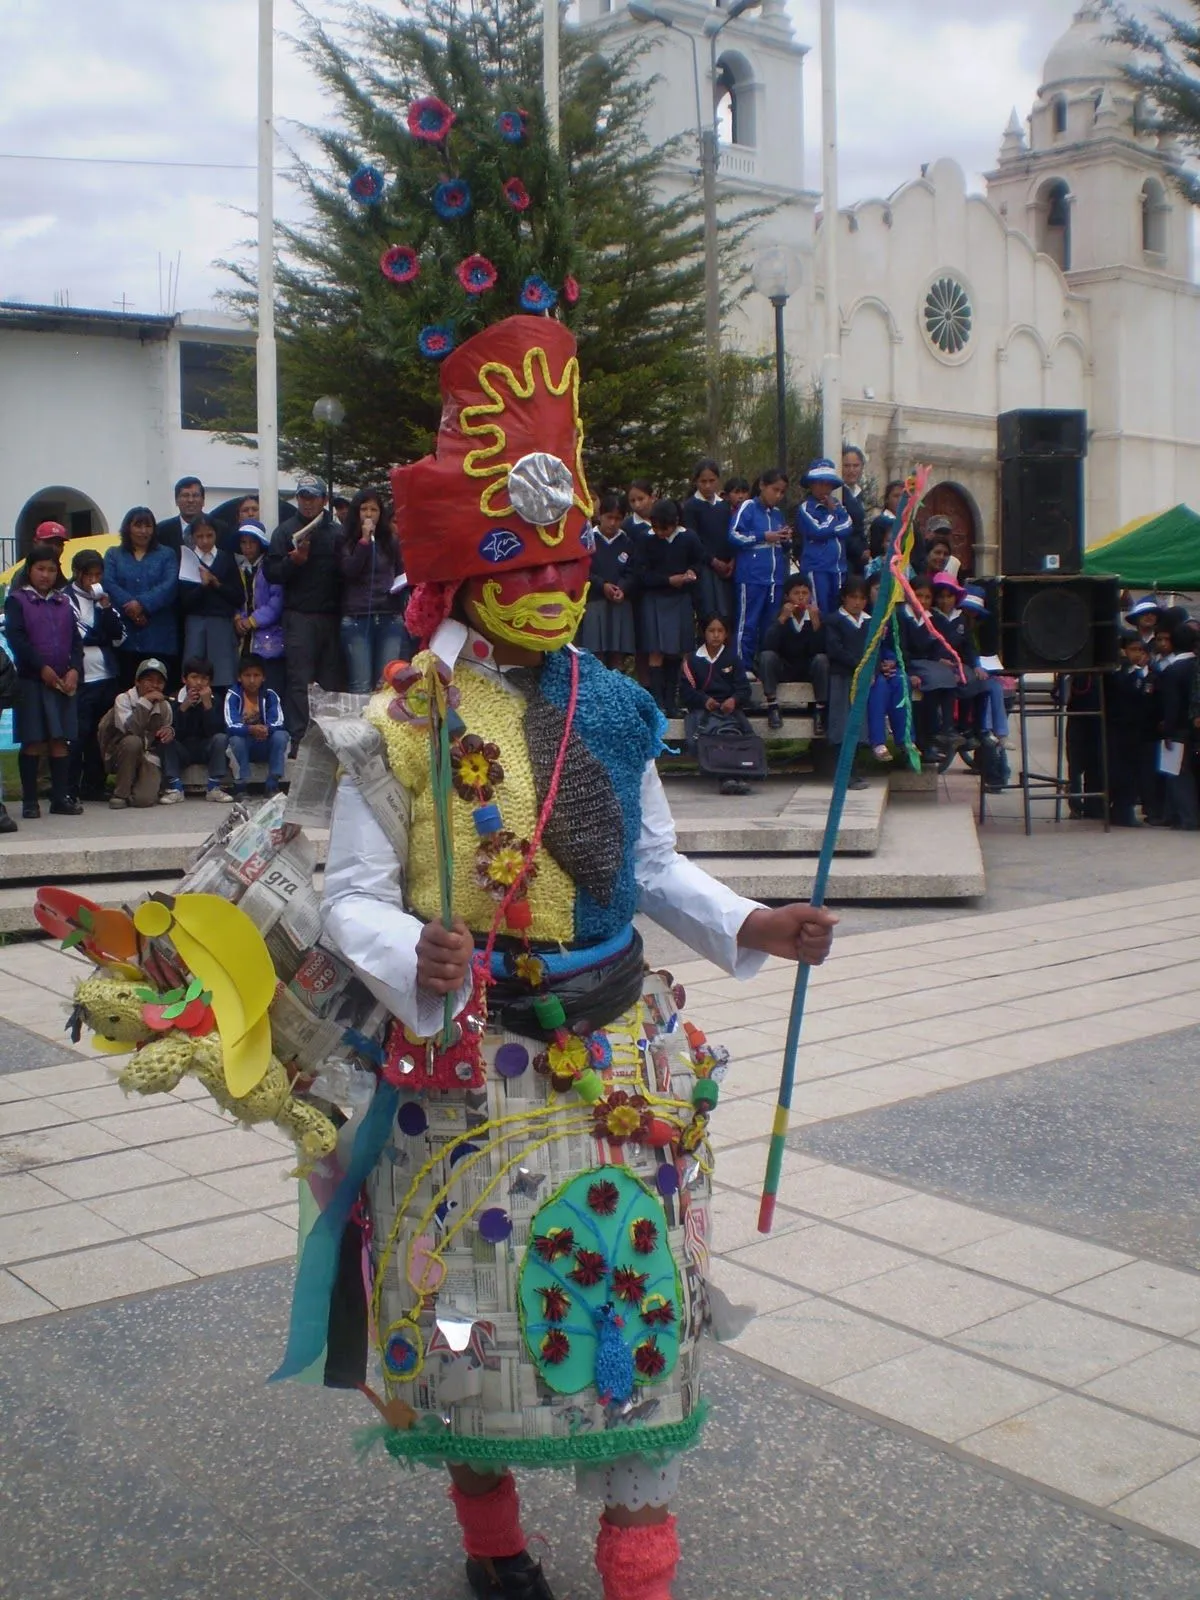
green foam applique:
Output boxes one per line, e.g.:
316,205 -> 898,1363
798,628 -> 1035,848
358,1399 -> 710,1472
517,1166 -> 682,1397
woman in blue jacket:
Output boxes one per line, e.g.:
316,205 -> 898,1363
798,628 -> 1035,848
729,468 -> 791,671
102,507 -> 179,688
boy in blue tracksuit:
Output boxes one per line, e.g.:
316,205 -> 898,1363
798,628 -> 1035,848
794,458 -> 854,616
729,468 -> 791,671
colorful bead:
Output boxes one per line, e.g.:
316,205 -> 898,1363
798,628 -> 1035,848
692,1079 -> 719,1111
473,804 -> 503,835
574,1068 -> 605,1104
504,898 -> 533,932
533,994 -> 567,1030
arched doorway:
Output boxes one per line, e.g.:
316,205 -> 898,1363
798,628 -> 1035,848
919,482 -> 979,575
16,486 -> 106,558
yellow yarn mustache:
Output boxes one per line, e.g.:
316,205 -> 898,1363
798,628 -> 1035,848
474,581 -> 586,651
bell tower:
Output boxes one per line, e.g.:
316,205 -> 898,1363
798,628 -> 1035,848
986,0 -> 1192,281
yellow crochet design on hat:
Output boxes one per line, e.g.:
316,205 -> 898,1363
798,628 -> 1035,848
368,663 -> 575,943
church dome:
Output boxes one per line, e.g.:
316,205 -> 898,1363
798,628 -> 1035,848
1042,2 -> 1132,90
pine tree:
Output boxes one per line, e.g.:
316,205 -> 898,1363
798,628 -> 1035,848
1107,1 -> 1200,203
220,0 -> 721,492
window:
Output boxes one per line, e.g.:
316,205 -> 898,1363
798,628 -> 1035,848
1142,178 -> 1168,255
179,340 -> 253,431
1052,95 -> 1068,136
713,52 -> 755,148
1038,179 -> 1072,271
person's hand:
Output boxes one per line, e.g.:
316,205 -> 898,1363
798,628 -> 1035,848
200,566 -> 218,587
250,723 -> 269,741
705,696 -> 719,712
40,664 -> 61,689
668,573 -> 685,588
416,916 -> 474,996
738,904 -> 839,966
96,592 -> 111,610
683,568 -> 697,583
610,586 -> 624,603
60,669 -> 79,696
290,544 -> 309,565
122,600 -> 145,625
974,666 -> 988,682
808,605 -> 821,625
911,674 -> 922,689
778,602 -> 795,622
156,725 -> 174,744
714,558 -> 734,579
234,615 -> 248,637
199,687 -> 213,708
720,696 -> 736,713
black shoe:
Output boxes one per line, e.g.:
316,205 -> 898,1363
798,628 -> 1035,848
465,1550 -> 556,1600
766,704 -> 783,731
848,775 -> 869,790
813,710 -> 827,737
49,798 -> 83,816
22,801 -> 40,819
288,739 -> 300,761
0,807 -> 16,834
719,778 -> 752,795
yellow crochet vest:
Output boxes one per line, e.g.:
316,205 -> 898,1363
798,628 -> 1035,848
366,662 -> 576,944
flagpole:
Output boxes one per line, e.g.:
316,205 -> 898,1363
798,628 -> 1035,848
544,0 -> 560,148
819,0 -> 841,466
257,0 -> 279,523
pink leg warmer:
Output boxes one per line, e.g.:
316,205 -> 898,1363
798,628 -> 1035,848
594,1514 -> 680,1600
448,1473 -> 527,1561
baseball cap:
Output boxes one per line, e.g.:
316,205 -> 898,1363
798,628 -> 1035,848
925,515 -> 954,536
35,520 -> 68,542
295,475 -> 327,498
134,657 -> 169,681
238,520 -> 270,547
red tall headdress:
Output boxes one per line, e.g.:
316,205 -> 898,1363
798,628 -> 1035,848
393,315 -> 594,587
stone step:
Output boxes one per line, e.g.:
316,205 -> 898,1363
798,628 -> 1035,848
693,800 -> 984,902
664,714 -> 815,744
0,874 -> 183,935
673,778 -> 887,856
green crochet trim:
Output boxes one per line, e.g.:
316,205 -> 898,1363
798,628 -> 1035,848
356,1399 -> 709,1473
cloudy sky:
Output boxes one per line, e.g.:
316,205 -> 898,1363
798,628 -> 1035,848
0,0 -> 1133,314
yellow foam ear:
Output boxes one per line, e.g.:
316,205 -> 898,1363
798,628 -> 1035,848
134,894 -> 276,1098
92,1037 -> 135,1056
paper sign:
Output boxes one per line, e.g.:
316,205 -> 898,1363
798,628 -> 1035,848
1159,740 -> 1185,777
179,546 -> 203,584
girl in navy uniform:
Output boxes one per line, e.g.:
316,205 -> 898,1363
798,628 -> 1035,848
577,492 -> 638,667
1158,622 -> 1199,829
900,575 -> 960,761
729,469 -> 791,671
636,498 -> 703,713
622,478 -> 655,543
823,576 -> 872,790
682,458 -> 734,626
679,614 -> 759,795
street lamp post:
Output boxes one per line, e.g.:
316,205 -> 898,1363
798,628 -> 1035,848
627,0 -> 761,457
819,0 -> 842,466
311,395 -> 345,500
752,247 -> 802,473
256,0 -> 279,527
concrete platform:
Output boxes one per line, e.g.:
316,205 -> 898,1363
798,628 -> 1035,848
693,799 -> 985,902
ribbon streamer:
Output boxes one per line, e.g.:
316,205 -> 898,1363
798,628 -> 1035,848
757,469 -> 932,1233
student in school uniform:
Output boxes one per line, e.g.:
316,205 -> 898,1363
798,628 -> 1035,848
635,498 -> 703,714
729,468 -> 791,672
682,458 -> 734,625
758,574 -> 829,734
898,575 -> 959,762
1107,631 -> 1153,827
577,492 -> 638,667
1125,597 -> 1162,650
178,516 -> 242,693
1157,622 -> 1199,830
793,459 -> 853,617
930,572 -> 997,747
622,478 -> 655,543
723,476 -> 751,519
823,576 -> 873,790
678,614 -> 760,795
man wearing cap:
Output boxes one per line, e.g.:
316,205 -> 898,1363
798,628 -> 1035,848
794,459 -> 853,616
11,523 -> 68,591
96,658 -> 175,808
840,446 -> 868,576
266,476 -> 343,743
155,477 -> 206,555
917,513 -> 957,576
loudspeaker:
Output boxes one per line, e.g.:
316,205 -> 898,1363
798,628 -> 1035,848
997,409 -> 1088,461
1000,456 -> 1084,574
994,575 -> 1122,673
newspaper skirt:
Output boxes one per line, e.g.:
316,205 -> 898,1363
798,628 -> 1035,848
366,969 -> 716,1486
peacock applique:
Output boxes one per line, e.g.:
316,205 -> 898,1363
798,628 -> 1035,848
518,1168 -> 682,1405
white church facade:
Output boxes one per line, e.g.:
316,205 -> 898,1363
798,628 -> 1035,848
584,0 -> 1200,574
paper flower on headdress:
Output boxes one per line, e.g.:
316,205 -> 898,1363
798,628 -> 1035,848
418,324 -> 457,361
503,177 -> 531,213
409,96 -> 456,144
563,274 -> 580,306
348,164 -> 385,205
457,254 -> 498,296
519,275 -> 557,314
496,111 -> 526,143
433,179 -> 472,220
380,245 -> 420,285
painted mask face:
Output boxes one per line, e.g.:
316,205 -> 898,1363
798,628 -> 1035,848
463,559 -> 590,653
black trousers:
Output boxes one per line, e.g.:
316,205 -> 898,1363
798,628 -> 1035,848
282,612 -> 341,738
69,678 -> 119,798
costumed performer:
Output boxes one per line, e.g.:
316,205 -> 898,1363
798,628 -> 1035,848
316,315 -> 836,1600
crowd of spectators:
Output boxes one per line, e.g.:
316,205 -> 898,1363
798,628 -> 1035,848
0,473 -> 413,830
